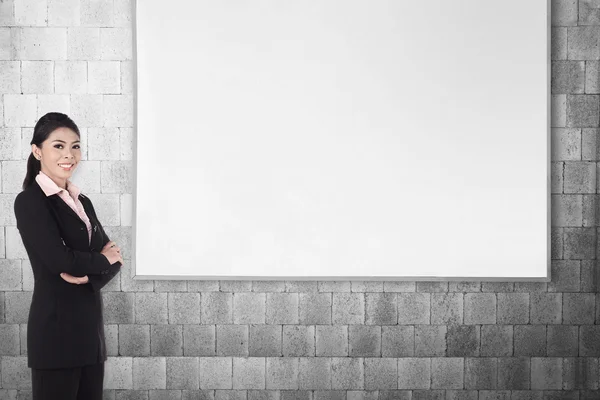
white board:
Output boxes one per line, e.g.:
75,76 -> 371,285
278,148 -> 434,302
133,0 -> 550,280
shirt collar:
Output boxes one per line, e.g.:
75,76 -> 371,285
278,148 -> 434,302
35,170 -> 81,199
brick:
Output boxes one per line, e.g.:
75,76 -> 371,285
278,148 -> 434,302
481,282 -> 514,292
414,325 -> 446,357
14,0 -> 47,26
167,357 -> 200,390
100,27 -> 132,60
21,61 -> 53,94
216,282 -> 249,293
351,281 -> 384,293
299,292 -> 331,324
298,358 -> 331,389
216,325 -> 248,357
104,356 -> 133,389
551,61 -> 585,93
202,292 -> 233,324
183,325 -> 215,356
0,61 -> 19,94
480,325 -> 512,357
497,293 -> 529,324
283,325 -> 314,357
551,0 -> 578,26
531,357 -> 562,390
67,27 -> 101,60
550,128 -> 582,162
567,26 -> 600,60
552,27 -> 567,60
431,293 -> 463,325
0,259 -> 21,291
266,293 -> 298,324
397,358 -> 430,389
199,357 -> 232,389
266,357 -> 298,389
580,325 -> 600,356
398,293 -> 430,324
168,292 -> 200,324
464,293 -> 496,324
16,27 -> 67,60
252,280 -> 285,292
104,324 -> 118,356
416,282 -> 448,292
249,325 -> 281,357
4,94 -> 36,127
381,326 -> 414,357
448,282 -> 481,292
365,293 -> 396,325
150,324 -> 183,356
497,357 -> 529,390
118,324 -> 150,356
48,0 -> 80,26
586,62 -> 599,94
530,293 -> 562,324
5,292 -> 31,324
464,358 -> 496,389
547,325 -> 578,356
318,281 -> 351,292
562,357 -> 599,390
548,260 -> 581,292
332,293 -> 364,324
133,357 -> 166,390
566,95 -> 600,128
135,292 -> 167,324
0,356 -> 28,389
446,325 -> 479,357
233,293 -> 265,324
331,357 -> 363,390
383,281 -> 415,292
80,0 -> 113,26
232,357 -> 265,390
513,325 -> 546,356
316,325 -> 348,357
431,358 -> 463,389
563,293 -> 595,324
364,358 -> 397,390
103,94 -> 133,127
69,94 -> 104,127
349,325 -> 380,357
0,324 -> 19,355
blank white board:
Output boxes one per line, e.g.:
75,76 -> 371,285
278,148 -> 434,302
133,0 -> 550,280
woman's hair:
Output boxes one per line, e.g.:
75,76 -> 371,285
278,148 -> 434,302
23,112 -> 81,191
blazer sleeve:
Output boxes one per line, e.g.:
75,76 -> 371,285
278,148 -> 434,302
85,199 -> 122,293
14,191 -> 113,277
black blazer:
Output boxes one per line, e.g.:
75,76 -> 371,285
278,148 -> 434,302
14,179 -> 122,369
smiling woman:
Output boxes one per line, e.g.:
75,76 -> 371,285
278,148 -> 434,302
15,112 -> 124,400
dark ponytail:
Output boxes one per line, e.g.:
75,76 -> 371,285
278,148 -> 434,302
22,112 -> 81,191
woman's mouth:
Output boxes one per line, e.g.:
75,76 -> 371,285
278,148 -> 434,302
59,163 -> 74,171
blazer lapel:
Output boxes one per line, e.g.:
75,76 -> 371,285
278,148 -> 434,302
48,194 -> 87,226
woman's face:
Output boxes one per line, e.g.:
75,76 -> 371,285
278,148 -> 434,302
32,127 -> 81,189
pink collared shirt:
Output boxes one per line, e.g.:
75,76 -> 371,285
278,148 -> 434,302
35,170 -> 92,245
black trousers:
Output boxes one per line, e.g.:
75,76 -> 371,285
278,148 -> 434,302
31,362 -> 104,400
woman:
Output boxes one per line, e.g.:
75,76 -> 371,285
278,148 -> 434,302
14,112 -> 124,399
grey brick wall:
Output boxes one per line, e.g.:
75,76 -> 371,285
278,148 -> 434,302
1,0 -> 599,398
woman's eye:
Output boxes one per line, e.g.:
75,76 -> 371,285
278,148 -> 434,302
55,145 -> 80,149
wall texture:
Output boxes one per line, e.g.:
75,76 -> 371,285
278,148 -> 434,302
1,0 -> 599,399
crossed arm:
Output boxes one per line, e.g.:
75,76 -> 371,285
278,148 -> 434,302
14,192 -> 122,292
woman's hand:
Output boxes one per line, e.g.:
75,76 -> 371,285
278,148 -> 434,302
60,273 -> 89,284
101,241 -> 124,265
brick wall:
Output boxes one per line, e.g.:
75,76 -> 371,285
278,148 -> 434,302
0,0 -> 599,398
